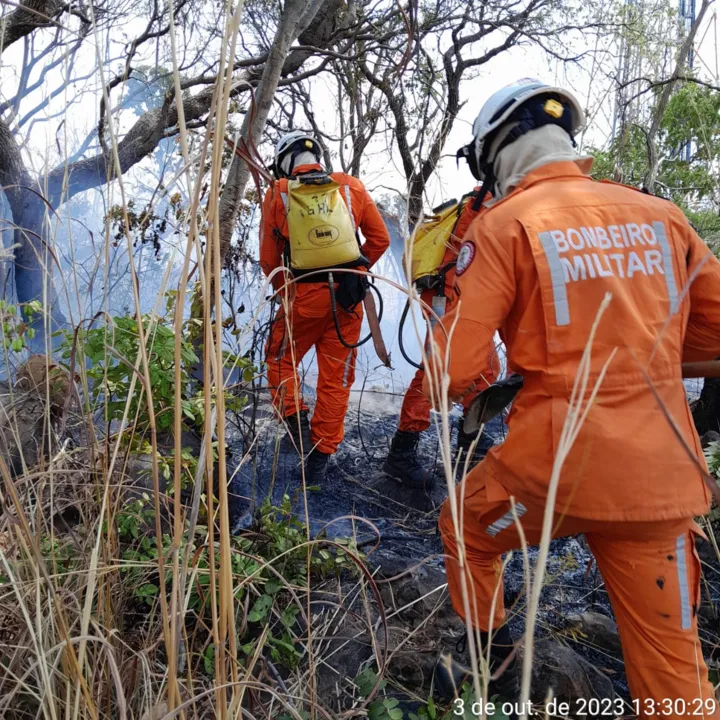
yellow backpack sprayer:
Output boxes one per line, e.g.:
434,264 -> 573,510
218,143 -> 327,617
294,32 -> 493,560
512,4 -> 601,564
279,171 -> 391,366
399,191 -> 483,369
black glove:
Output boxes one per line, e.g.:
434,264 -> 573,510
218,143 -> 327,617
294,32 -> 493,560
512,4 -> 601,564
334,272 -> 369,312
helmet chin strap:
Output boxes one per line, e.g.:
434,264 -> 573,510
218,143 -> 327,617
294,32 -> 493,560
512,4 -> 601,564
476,170 -> 496,207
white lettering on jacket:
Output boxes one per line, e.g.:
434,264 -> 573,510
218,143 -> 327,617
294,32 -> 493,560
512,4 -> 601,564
549,223 -> 664,283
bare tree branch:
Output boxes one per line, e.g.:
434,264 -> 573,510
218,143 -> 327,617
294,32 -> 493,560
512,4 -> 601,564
644,0 -> 713,191
218,0 -> 330,264
0,0 -> 65,50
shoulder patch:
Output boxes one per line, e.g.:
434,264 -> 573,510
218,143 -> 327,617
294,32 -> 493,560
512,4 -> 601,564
455,241 -> 476,276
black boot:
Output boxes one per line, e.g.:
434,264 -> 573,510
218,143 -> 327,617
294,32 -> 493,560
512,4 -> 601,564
434,625 -> 519,703
305,450 -> 331,484
284,410 -> 312,456
383,430 -> 434,490
455,423 -> 487,472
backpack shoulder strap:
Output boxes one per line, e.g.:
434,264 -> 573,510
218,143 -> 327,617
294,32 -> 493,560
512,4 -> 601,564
342,184 -> 356,232
470,190 -> 484,212
449,194 -> 473,236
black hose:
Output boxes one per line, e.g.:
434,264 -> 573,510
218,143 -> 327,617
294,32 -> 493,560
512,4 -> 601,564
398,299 -> 424,370
327,272 -> 384,349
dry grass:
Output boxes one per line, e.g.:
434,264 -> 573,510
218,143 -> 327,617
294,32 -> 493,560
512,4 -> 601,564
1,2 -> 719,718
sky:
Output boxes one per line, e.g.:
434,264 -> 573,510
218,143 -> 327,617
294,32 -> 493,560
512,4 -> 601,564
354,6 -> 719,211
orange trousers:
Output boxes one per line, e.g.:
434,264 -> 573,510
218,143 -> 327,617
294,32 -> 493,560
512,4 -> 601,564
266,284 -> 360,454
399,288 -> 468,433
399,364 -> 435,432
439,472 -> 719,714
399,364 -> 476,432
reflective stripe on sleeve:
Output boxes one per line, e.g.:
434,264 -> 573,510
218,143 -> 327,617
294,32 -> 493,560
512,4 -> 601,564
538,231 -> 570,327
280,191 -> 288,212
676,533 -> 692,630
653,221 -> 678,313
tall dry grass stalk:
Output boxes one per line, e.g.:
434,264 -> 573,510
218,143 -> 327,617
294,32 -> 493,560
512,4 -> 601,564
0,1 -> 249,716
519,293 -> 615,704
419,287 -> 619,712
0,1 -> 410,714
4,3 -> 717,716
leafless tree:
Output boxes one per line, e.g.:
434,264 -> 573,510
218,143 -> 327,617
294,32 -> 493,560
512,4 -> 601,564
0,0 -> 372,344
0,0 -> 621,347
340,0 -> 617,224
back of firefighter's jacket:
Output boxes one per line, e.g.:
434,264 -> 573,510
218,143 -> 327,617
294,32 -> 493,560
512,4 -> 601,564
452,161 -> 718,521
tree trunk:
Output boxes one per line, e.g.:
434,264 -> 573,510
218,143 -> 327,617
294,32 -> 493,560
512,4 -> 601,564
0,0 -> 349,349
0,120 -> 64,348
218,0 -> 327,264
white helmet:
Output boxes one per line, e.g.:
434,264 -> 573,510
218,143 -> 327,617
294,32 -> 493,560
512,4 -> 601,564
457,79 -> 585,182
273,131 -> 322,178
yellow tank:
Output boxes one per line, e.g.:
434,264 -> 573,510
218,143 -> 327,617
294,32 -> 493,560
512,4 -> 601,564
285,177 -> 360,272
404,200 -> 461,285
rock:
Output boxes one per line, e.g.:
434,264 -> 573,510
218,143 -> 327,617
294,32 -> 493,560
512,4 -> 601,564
124,453 -> 161,494
119,428 -> 203,505
16,355 -> 71,414
309,558 -> 461,712
701,430 -> 720,449
0,380 -> 46,475
564,612 -> 622,656
0,355 -> 74,477
530,639 -> 615,710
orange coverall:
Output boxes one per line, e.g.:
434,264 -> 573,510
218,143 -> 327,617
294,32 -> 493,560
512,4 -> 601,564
260,164 -> 390,454
429,161 -> 720,710
400,191 -> 498,431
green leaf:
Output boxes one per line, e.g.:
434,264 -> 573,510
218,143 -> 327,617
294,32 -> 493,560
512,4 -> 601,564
248,593 -> 273,622
136,583 -> 159,605
281,605 -> 299,627
203,644 -> 215,676
355,667 -> 384,698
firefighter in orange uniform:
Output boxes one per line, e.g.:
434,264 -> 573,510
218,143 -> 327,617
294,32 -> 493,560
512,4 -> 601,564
384,190 -> 498,489
261,131 -> 390,482
426,79 -> 720,710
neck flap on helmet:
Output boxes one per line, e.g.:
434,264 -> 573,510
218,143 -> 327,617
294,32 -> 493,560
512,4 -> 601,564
274,137 -> 322,178
457,93 -> 578,200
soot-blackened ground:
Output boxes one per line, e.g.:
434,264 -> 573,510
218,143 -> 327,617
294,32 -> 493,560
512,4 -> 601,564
228,388 -> 720,698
